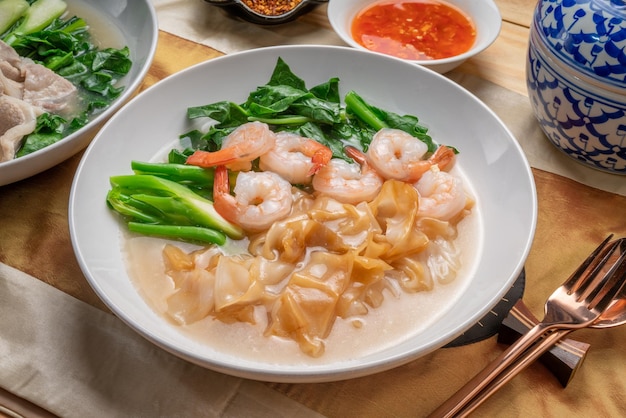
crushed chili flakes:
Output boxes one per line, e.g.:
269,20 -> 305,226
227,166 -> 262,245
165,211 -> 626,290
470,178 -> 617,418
241,0 -> 303,16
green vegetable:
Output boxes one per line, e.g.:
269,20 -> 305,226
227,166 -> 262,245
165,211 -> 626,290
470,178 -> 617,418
107,174 -> 244,243
15,113 -> 67,157
130,161 -> 215,187
3,0 -> 67,43
344,90 -> 437,152
16,0 -> 66,33
106,188 -> 164,224
107,57 -> 454,246
0,0 -> 29,35
344,90 -> 388,131
130,160 -> 215,199
127,223 -> 227,246
184,57 -> 438,160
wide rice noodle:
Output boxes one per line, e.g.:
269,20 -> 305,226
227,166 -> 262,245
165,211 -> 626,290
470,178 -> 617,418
162,179 -> 468,357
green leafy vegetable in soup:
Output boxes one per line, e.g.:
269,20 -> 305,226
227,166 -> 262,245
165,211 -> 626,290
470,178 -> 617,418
181,57 -> 438,161
107,57 -> 461,245
0,0 -> 132,159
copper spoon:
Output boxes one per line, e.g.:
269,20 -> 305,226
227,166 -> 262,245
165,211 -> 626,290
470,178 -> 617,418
455,289 -> 626,416
429,236 -> 626,418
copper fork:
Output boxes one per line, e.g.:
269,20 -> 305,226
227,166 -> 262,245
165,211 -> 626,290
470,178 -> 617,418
429,235 -> 626,418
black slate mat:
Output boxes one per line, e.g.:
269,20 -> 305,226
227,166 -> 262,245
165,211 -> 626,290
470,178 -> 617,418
444,269 -> 526,348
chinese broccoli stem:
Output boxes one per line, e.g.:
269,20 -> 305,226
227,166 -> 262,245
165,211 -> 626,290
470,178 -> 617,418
344,90 -> 388,131
109,174 -> 244,240
3,0 -> 67,45
127,223 -> 226,245
130,161 -> 214,186
106,189 -> 164,224
248,115 -> 312,125
0,0 -> 29,35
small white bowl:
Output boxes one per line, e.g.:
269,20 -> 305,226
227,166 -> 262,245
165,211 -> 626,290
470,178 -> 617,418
327,0 -> 502,74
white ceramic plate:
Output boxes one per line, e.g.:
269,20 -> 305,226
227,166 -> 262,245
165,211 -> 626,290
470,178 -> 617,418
69,45 -> 536,383
0,0 -> 158,186
327,0 -> 502,74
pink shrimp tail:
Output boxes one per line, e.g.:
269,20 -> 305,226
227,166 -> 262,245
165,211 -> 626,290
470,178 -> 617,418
307,144 -> 333,176
344,146 -> 367,165
186,149 -> 239,168
406,145 -> 457,182
430,145 -> 456,171
212,166 -> 239,225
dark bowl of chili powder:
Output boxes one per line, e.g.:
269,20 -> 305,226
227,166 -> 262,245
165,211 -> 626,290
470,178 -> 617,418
205,0 -> 328,25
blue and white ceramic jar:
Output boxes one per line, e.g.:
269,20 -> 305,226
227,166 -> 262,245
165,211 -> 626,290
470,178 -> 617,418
526,0 -> 626,174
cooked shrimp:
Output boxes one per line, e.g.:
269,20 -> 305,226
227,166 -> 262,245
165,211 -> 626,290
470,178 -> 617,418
186,121 -> 276,171
312,146 -> 383,205
213,165 -> 293,232
414,166 -> 466,221
367,128 -> 456,182
259,132 -> 332,184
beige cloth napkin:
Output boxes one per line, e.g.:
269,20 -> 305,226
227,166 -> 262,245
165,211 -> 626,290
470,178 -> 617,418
0,263 -> 323,418
153,0 -> 626,197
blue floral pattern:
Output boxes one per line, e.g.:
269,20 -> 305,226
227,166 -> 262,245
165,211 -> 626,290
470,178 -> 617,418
527,33 -> 626,174
536,0 -> 626,89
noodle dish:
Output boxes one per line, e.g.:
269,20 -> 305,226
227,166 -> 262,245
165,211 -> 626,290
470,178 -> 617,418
69,45 -> 536,382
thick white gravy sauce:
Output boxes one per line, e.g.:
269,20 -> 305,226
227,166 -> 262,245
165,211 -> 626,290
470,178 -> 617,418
122,166 -> 483,365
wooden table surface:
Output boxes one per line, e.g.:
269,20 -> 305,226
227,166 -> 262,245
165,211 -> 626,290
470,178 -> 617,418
2,1 -> 626,417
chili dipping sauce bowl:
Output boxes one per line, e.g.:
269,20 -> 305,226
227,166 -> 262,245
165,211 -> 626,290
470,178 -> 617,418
327,0 -> 502,74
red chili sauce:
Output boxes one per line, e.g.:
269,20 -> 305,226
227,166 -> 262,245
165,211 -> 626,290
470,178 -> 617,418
351,0 -> 476,60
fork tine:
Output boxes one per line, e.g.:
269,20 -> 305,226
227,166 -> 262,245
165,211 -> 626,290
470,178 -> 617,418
573,238 -> 622,297
427,235 -> 625,418
587,239 -> 626,311
562,234 -> 614,292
